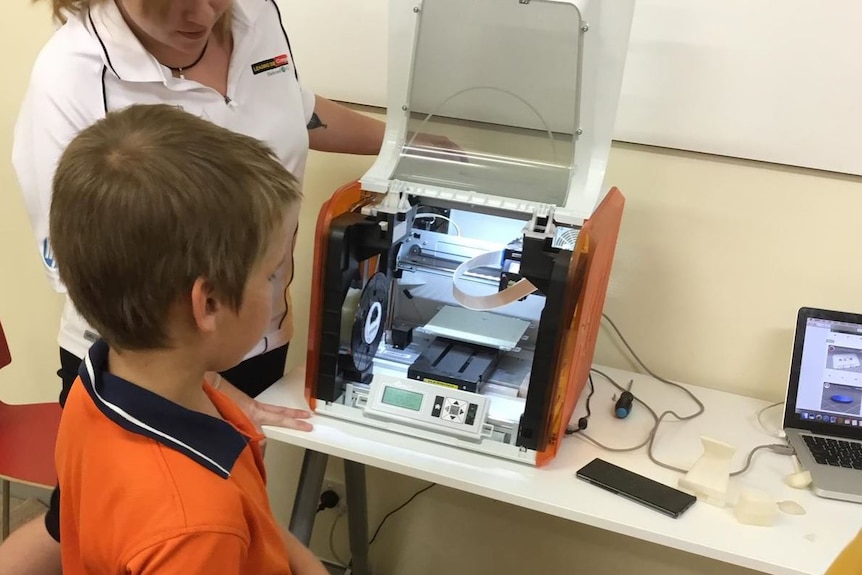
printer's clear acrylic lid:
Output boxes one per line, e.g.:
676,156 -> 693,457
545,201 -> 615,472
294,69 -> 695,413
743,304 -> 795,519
390,0 -> 581,207
362,0 -> 635,220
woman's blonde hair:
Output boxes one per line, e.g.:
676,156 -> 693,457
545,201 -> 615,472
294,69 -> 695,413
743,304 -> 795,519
39,0 -> 232,39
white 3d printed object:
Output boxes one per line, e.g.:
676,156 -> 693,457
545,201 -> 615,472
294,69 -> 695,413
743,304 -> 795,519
734,489 -> 778,526
678,436 -> 736,507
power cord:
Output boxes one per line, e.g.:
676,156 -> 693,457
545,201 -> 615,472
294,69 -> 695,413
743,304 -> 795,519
317,489 -> 341,513
327,482 -> 436,571
328,511 -> 349,568
568,314 -> 790,476
565,374 -> 595,434
600,313 -> 707,422
369,483 -> 436,546
756,401 -> 786,438
589,367 -> 698,463
594,368 -> 791,475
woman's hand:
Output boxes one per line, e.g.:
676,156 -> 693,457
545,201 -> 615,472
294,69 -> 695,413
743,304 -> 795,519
407,131 -> 468,162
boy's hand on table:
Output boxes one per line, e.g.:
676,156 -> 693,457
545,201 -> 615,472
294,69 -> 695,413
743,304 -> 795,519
214,376 -> 314,432
247,399 -> 314,432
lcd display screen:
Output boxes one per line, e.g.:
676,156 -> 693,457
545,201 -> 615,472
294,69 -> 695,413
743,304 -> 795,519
382,386 -> 423,411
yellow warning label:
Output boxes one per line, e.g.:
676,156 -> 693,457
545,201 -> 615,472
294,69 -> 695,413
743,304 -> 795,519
423,378 -> 458,390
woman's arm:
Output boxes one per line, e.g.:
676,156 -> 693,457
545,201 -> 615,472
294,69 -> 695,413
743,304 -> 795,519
306,95 -> 464,160
307,96 -> 385,155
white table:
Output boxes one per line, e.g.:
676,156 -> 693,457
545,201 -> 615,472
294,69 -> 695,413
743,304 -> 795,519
260,365 -> 861,575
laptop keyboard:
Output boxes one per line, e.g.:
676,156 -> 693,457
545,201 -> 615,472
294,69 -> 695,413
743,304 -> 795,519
803,435 -> 862,469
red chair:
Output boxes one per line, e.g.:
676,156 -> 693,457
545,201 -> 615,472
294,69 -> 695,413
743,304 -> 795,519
0,320 -> 62,540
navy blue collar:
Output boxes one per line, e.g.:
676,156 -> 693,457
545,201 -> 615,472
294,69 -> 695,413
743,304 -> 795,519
78,340 -> 248,478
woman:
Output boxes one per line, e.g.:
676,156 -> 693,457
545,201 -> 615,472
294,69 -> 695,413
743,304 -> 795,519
1,0 -> 385,572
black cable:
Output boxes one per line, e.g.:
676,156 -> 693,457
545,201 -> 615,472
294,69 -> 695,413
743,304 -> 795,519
565,374 -> 595,435
368,483 -> 435,546
584,374 -> 595,420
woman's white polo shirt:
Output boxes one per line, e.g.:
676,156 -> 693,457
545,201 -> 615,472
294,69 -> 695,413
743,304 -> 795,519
13,0 -> 314,360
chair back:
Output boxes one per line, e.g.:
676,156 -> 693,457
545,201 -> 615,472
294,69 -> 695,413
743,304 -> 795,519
0,320 -> 11,370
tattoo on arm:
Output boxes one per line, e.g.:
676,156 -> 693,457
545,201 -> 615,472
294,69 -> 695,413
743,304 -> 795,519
307,112 -> 327,130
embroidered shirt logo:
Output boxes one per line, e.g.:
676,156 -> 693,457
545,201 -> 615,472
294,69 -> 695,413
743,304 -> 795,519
42,238 -> 57,271
251,54 -> 290,75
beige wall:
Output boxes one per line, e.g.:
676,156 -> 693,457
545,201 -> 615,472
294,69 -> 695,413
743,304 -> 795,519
0,2 -> 61,406
2,3 -> 861,574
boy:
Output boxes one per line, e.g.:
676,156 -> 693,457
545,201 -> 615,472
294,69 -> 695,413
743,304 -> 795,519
48,103 -> 327,574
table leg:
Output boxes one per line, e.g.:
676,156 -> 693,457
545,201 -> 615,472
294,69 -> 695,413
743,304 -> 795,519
288,449 -> 328,545
1,479 -> 9,540
344,460 -> 370,575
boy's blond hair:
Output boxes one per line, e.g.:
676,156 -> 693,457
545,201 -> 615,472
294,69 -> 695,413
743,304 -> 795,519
37,0 -> 232,39
49,104 -> 301,350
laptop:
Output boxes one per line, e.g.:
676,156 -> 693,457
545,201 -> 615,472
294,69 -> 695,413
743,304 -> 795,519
783,307 -> 862,503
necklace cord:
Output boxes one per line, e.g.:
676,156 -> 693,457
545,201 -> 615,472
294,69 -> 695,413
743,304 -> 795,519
168,39 -> 209,77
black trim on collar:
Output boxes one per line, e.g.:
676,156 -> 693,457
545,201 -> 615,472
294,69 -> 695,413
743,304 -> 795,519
100,65 -> 108,115
88,8 -> 121,81
270,0 -> 299,81
78,341 -> 248,478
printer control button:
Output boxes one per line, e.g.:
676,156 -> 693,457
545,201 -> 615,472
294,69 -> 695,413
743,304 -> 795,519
432,396 -> 444,418
443,398 -> 467,424
465,403 -> 479,426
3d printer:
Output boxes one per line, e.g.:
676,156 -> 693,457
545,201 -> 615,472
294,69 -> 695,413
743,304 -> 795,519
304,0 -> 635,466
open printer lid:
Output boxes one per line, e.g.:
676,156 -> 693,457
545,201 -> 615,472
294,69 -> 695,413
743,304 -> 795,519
361,0 -> 635,223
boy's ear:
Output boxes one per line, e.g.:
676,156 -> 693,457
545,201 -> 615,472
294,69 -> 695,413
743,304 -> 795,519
190,277 -> 220,334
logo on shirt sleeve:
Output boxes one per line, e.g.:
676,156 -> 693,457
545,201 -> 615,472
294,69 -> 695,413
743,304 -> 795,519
42,238 -> 57,271
251,54 -> 290,75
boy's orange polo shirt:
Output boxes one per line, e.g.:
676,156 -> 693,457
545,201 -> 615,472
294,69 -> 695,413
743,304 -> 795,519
55,340 -> 293,574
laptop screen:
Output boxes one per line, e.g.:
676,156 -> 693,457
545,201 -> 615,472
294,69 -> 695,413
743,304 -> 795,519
792,315 -> 862,430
